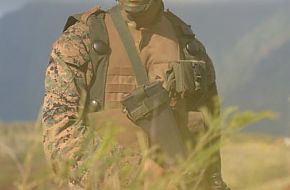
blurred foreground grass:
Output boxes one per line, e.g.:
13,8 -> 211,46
0,122 -> 289,190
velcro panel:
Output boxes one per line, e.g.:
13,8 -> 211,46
107,67 -> 135,76
105,84 -> 136,93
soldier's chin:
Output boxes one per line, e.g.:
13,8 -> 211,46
121,0 -> 162,23
123,4 -> 147,14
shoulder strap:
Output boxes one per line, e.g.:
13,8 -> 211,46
164,10 -> 195,38
109,6 -> 149,86
63,6 -> 110,112
164,10 -> 196,61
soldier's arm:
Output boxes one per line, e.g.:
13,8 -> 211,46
194,38 -> 220,116
204,53 -> 220,117
195,39 -> 229,186
42,22 -> 95,177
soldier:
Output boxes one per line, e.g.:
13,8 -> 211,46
42,0 -> 230,189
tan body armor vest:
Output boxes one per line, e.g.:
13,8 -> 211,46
86,13 -> 183,148
84,8 -> 207,149
104,13 -> 180,109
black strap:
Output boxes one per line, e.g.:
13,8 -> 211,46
63,14 -> 82,32
109,6 -> 149,86
63,11 -> 110,112
87,12 -> 110,111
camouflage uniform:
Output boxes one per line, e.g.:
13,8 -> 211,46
42,2 -> 229,189
43,22 -> 92,183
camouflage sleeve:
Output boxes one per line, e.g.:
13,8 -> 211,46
42,22 -> 95,176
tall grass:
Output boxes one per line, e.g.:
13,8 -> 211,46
1,108 -> 289,190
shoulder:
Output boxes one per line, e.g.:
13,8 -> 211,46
164,10 -> 216,83
164,9 -> 195,38
55,5 -> 105,46
57,5 -> 105,46
51,21 -> 90,68
59,22 -> 90,44
50,5 -> 106,67
63,5 -> 104,32
164,9 -> 207,55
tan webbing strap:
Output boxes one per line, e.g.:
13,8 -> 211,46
109,5 -> 149,86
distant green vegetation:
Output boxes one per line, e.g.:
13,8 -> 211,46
0,109 -> 289,190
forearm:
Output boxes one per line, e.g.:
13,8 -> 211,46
42,56 -> 90,171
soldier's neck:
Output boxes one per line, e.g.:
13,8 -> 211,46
120,2 -> 164,29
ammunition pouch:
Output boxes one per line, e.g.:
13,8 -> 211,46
169,60 -> 208,95
121,81 -> 169,122
167,60 -> 209,110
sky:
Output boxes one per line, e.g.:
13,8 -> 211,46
0,0 -> 281,18
0,0 -> 35,17
0,0 -> 81,17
